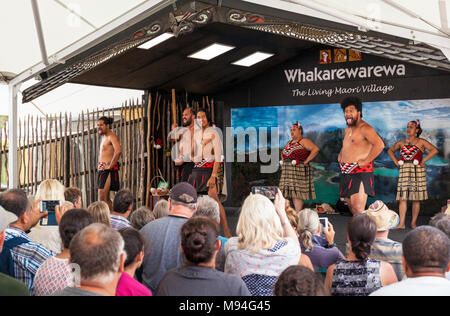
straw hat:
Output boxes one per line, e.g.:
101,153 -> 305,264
364,200 -> 399,231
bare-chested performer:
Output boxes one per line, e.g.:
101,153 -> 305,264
169,108 -> 196,182
338,97 -> 385,215
97,117 -> 122,210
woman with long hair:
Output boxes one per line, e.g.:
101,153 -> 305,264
387,120 -> 438,228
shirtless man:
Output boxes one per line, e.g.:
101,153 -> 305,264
169,108 -> 196,182
97,117 -> 122,210
338,97 -> 384,215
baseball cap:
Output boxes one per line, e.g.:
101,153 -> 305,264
364,200 -> 399,231
0,205 -> 18,232
169,182 -> 197,204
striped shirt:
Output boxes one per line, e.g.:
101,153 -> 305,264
110,214 -> 131,231
371,237 -> 404,280
4,227 -> 55,295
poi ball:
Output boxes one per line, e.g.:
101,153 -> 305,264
413,159 -> 419,165
291,160 -> 297,166
279,160 -> 283,166
398,160 -> 404,166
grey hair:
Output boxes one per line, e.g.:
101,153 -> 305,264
130,206 -> 155,230
297,208 -> 320,252
170,199 -> 197,212
195,195 -> 220,223
69,223 -> 125,284
153,199 -> 170,219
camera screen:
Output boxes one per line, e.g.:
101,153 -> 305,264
252,186 -> 278,200
41,200 -> 59,213
40,200 -> 60,226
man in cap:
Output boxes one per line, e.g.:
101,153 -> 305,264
364,200 -> 404,280
0,205 -> 30,296
140,182 -> 198,292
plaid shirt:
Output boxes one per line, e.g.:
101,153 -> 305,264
4,227 -> 55,295
110,214 -> 131,231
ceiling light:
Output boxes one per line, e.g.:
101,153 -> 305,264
138,33 -> 174,50
188,43 -> 235,60
232,52 -> 274,67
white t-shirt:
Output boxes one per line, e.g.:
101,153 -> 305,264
370,276 -> 450,296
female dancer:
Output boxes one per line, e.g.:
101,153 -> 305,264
279,122 -> 319,211
388,120 -> 438,229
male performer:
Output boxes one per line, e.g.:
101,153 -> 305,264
169,107 -> 196,182
338,97 -> 384,214
97,117 -> 122,210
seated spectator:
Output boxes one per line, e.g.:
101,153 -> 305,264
130,206 -> 155,230
274,265 -> 328,296
156,216 -> 250,296
0,189 -> 54,295
140,182 -> 198,292
116,228 -> 152,296
284,204 -> 319,272
429,214 -> 450,280
55,223 -> 125,296
194,195 -> 227,271
371,226 -> 450,296
87,201 -> 111,226
0,206 -> 30,296
152,199 -> 169,219
64,187 -> 83,209
364,200 -> 404,280
224,191 -> 301,296
297,209 -> 344,273
29,179 -> 67,253
429,213 -> 448,227
110,189 -> 133,230
325,214 -> 398,296
34,209 -> 94,296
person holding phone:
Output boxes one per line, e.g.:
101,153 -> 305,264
279,122 -> 319,211
387,120 -> 438,229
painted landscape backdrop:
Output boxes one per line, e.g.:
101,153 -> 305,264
230,98 -> 450,213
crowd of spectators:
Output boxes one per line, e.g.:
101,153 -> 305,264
0,180 -> 449,296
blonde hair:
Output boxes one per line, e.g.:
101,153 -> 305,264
236,194 -> 284,253
285,200 -> 299,230
153,199 -> 169,219
297,208 -> 320,252
36,179 -> 66,201
87,201 -> 111,227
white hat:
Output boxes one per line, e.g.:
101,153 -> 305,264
0,205 -> 18,232
364,200 -> 399,231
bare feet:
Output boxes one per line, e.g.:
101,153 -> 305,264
411,222 -> 417,229
394,224 -> 406,230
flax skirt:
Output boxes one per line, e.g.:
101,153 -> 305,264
279,163 -> 316,200
396,163 -> 428,201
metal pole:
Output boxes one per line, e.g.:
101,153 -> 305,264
8,84 -> 20,188
31,0 -> 50,66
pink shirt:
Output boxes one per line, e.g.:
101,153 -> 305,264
34,257 -> 73,296
116,272 -> 152,297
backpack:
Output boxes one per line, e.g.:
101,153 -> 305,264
0,236 -> 29,277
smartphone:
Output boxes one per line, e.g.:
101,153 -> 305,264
319,217 -> 328,231
40,200 -> 60,226
251,186 -> 278,200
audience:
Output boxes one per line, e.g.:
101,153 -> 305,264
64,187 -> 83,209
87,201 -> 111,226
156,216 -> 250,296
0,206 -> 30,296
297,208 -> 344,272
371,226 -> 450,296
0,189 -> 54,295
130,206 -> 155,230
274,265 -> 328,296
364,200 -> 404,280
224,191 -> 301,296
152,199 -> 170,219
29,179 -> 66,253
110,189 -> 133,230
325,214 -> 398,296
34,209 -> 94,296
55,223 -> 125,296
428,214 -> 450,280
140,182 -> 198,292
116,228 -> 152,296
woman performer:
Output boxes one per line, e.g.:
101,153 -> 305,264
388,120 -> 438,229
188,109 -> 231,237
279,122 -> 320,211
